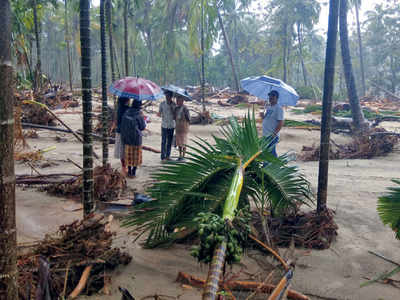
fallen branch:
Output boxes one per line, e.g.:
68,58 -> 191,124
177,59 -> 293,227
22,100 -> 100,160
370,81 -> 400,101
176,272 -> 309,300
69,265 -> 93,299
22,123 -> 161,153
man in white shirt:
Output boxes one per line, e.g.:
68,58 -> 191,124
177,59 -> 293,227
157,91 -> 176,161
260,90 -> 284,157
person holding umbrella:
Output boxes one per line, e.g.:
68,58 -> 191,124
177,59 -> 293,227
241,75 -> 298,157
120,100 -> 146,178
174,95 -> 191,161
113,97 -> 130,174
157,91 -> 176,161
109,76 -> 164,174
259,90 -> 284,157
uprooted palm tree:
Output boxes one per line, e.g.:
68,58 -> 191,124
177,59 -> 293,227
123,112 -> 314,299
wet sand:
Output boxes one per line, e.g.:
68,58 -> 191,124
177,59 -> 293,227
16,100 -> 400,299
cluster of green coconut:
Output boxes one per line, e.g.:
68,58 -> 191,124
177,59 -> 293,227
191,208 -> 251,264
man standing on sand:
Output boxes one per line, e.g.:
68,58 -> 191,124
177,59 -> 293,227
260,90 -> 284,157
158,91 -> 176,161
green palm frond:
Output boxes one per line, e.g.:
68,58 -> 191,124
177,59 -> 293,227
122,111 -> 314,247
378,179 -> 400,239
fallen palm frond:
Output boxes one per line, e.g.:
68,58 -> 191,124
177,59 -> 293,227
17,214 -> 131,299
252,209 -> 338,249
299,128 -> 399,161
378,179 -> 400,240
45,164 -> 126,201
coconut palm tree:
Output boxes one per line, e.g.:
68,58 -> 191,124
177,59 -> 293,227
0,0 -> 17,297
80,0 -> 94,216
123,112 -> 313,299
64,0 -> 73,92
317,0 -> 339,213
339,0 -> 367,132
352,0 -> 366,96
100,0 -> 108,166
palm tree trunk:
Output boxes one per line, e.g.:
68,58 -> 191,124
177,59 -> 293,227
297,22 -> 309,86
339,0 -> 366,132
216,8 -> 240,92
201,1 -> 206,113
100,0 -> 108,167
282,21 -> 288,83
0,1 -> 17,297
203,152 -> 261,299
124,0 -> 129,76
317,0 -> 339,213
390,55 -> 397,93
354,0 -> 366,96
33,0 -> 41,92
106,0 -> 115,83
64,0 -> 73,92
79,0 -> 94,216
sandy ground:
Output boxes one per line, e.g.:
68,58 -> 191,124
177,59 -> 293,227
15,98 -> 400,300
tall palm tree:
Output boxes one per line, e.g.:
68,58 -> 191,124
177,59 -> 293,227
317,0 -> 339,213
33,0 -> 42,92
216,1 -> 240,92
0,0 -> 17,297
80,0 -> 94,216
106,0 -> 115,84
123,113 -> 313,299
339,0 -> 366,132
100,0 -> 108,166
64,0 -> 73,92
124,0 -> 129,76
352,0 -> 366,96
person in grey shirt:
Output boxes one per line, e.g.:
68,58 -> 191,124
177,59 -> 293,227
157,91 -> 176,161
260,90 -> 284,157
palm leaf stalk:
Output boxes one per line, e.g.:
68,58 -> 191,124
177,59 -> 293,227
122,112 -> 314,298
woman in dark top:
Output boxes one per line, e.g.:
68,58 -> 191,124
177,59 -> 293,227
120,100 -> 146,178
114,97 -> 130,174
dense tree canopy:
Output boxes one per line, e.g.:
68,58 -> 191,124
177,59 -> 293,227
8,0 -> 400,99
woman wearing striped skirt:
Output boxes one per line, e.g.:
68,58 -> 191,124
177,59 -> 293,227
120,100 -> 146,178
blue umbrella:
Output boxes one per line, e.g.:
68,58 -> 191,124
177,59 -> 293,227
240,75 -> 299,106
161,84 -> 192,101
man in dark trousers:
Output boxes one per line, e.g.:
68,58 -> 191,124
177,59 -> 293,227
157,91 -> 176,161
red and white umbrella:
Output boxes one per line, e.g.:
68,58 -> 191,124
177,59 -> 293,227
109,77 -> 164,101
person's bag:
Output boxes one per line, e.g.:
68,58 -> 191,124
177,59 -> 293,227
120,114 -> 138,145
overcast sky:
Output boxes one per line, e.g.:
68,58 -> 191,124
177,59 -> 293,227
317,0 -> 381,33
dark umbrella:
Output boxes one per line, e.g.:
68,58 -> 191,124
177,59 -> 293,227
161,84 -> 192,101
